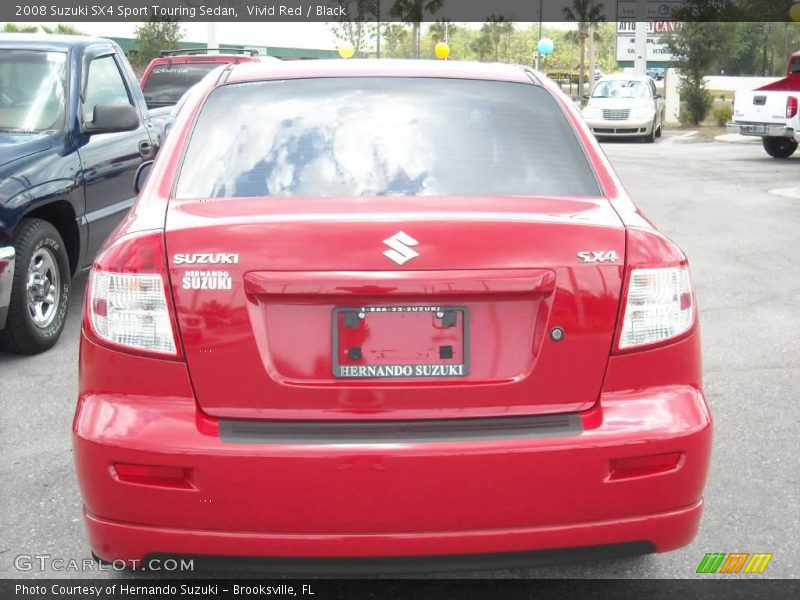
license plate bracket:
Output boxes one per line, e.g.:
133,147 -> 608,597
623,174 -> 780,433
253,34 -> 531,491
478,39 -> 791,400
332,306 -> 469,379
740,124 -> 768,135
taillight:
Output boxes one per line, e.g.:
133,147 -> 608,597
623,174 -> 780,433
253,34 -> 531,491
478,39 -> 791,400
787,96 -> 798,119
616,228 -> 695,352
618,266 -> 693,350
85,230 -> 181,358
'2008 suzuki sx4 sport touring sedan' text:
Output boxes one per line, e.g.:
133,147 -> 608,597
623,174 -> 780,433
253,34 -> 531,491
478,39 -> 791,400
73,60 -> 711,569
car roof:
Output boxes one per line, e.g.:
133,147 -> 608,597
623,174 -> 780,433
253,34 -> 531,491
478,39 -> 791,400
149,54 -> 262,65
0,33 -> 114,52
224,59 -> 535,85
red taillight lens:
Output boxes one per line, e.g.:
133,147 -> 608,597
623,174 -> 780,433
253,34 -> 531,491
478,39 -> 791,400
114,463 -> 192,488
609,452 -> 683,480
786,96 -> 798,119
84,230 -> 181,358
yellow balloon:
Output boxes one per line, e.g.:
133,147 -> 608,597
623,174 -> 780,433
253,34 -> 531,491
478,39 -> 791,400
435,42 -> 450,60
790,3 -> 800,22
338,43 -> 355,59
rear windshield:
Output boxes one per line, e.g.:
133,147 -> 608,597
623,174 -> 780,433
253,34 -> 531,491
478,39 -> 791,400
175,77 -> 601,199
142,63 -> 222,108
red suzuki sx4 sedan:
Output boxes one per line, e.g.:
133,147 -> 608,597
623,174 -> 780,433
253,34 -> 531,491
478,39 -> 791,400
73,60 -> 712,569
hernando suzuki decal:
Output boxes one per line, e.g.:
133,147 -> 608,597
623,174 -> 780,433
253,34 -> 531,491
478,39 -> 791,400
181,270 -> 232,290
173,254 -> 239,290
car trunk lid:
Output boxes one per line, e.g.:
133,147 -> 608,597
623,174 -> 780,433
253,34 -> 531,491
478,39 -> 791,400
165,195 -> 625,421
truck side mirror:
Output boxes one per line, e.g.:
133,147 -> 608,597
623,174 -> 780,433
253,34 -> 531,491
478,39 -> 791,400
654,93 -> 663,99
83,103 -> 140,135
134,161 -> 154,195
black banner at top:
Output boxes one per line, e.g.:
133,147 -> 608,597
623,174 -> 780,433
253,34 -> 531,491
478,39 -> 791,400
3,0 -> 800,23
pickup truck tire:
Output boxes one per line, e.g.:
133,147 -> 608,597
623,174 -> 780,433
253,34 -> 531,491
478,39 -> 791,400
762,137 -> 798,158
0,219 -> 70,355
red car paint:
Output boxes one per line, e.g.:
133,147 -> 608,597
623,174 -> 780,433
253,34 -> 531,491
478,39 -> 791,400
74,60 -> 712,566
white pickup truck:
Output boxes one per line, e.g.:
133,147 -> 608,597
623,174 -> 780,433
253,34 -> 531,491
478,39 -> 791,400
730,51 -> 800,158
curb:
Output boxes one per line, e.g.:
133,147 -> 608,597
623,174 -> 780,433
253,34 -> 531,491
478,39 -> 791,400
715,133 -> 760,144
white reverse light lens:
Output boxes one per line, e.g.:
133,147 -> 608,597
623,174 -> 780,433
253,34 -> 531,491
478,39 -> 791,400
619,266 -> 694,350
89,270 -> 177,355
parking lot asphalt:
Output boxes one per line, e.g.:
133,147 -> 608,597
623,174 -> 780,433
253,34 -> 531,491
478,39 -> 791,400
1,131 -> 798,580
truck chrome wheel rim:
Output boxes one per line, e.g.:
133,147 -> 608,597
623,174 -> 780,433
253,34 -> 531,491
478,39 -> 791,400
26,248 -> 60,328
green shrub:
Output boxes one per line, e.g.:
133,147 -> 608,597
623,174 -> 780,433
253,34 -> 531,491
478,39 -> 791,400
713,105 -> 733,127
678,102 -> 694,126
680,84 -> 713,125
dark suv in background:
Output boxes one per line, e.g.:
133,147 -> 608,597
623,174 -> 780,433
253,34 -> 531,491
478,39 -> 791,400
0,34 -> 161,354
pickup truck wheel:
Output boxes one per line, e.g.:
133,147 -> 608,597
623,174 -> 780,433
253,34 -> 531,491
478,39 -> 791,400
762,137 -> 798,158
0,219 -> 70,355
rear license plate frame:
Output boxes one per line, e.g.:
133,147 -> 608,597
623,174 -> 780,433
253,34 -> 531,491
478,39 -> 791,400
332,305 -> 469,379
740,124 -> 768,135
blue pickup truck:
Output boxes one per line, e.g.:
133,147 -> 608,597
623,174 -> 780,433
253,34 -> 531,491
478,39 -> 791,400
0,34 -> 161,354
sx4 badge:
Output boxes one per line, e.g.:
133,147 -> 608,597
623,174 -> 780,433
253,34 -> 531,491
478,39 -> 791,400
577,250 -> 619,263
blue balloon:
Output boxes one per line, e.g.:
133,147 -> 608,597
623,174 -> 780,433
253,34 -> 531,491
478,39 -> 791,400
537,38 -> 555,56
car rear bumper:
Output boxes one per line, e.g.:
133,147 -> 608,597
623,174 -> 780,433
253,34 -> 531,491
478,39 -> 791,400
74,335 -> 712,563
83,502 -> 701,567
728,122 -> 795,138
0,246 -> 16,329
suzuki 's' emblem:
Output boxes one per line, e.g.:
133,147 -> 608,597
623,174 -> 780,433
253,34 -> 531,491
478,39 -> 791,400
383,232 -> 419,266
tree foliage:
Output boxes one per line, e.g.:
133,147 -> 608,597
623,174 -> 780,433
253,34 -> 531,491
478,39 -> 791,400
328,0 -> 377,55
665,22 -> 720,125
382,24 -> 411,58
389,0 -> 444,58
428,19 -> 456,45
133,19 -> 184,70
481,16 -> 514,62
40,24 -> 86,36
2,23 -> 40,33
563,0 -> 605,99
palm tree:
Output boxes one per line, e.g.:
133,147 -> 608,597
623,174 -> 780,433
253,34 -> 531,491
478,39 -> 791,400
329,1 -> 378,56
470,33 -> 493,62
429,19 -> 456,45
481,15 -> 514,62
3,24 -> 39,33
383,23 -> 410,58
40,24 -> 87,36
563,0 -> 605,100
389,0 -> 444,59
